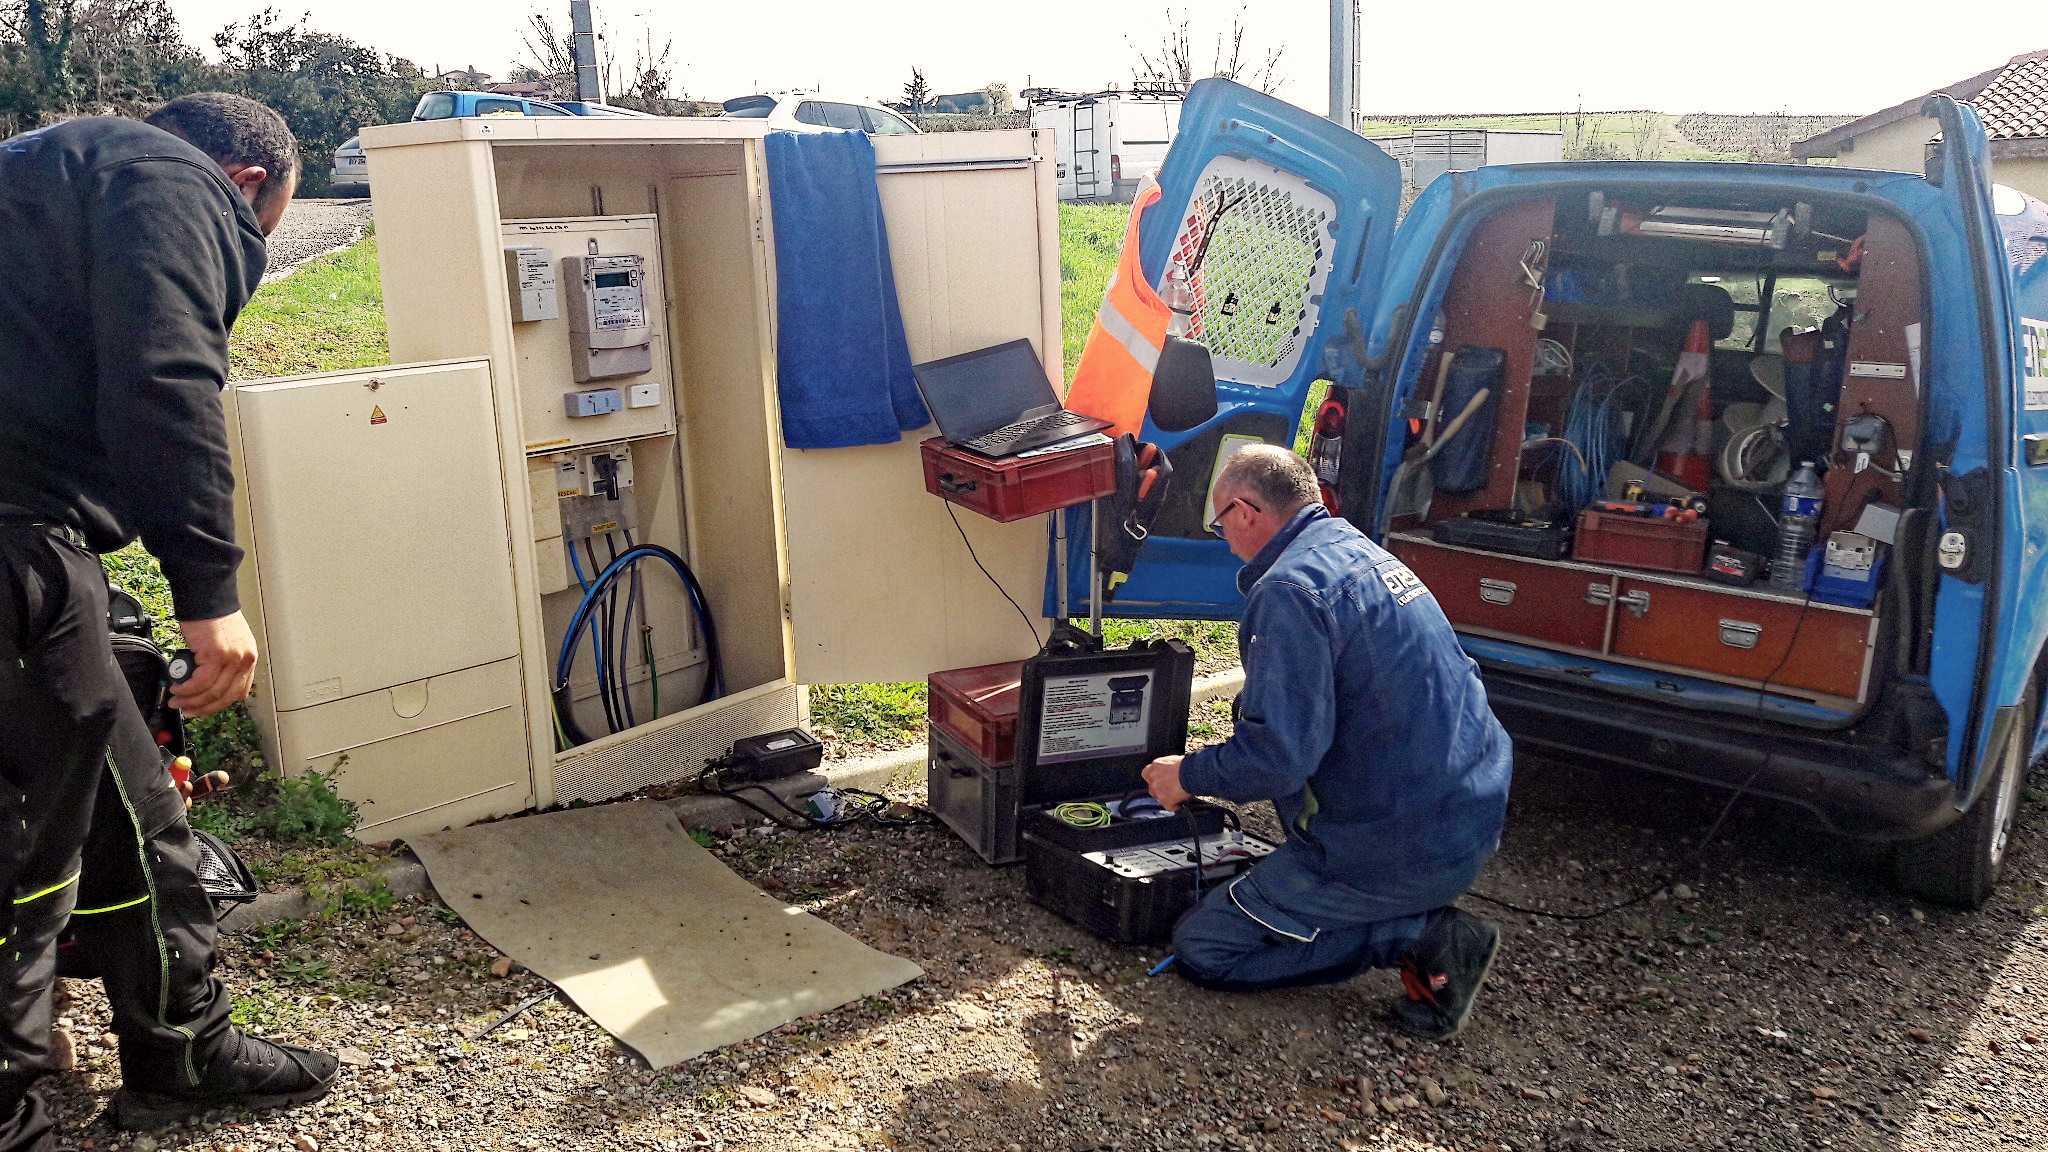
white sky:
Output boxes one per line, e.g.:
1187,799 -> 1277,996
164,0 -> 2036,118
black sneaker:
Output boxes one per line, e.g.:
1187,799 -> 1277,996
110,1031 -> 338,1130
1394,908 -> 1501,1040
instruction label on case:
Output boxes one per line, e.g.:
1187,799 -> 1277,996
1037,671 -> 1153,765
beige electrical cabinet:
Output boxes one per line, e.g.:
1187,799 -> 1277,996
228,117 -> 1064,840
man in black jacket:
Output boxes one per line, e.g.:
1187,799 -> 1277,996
0,94 -> 336,1151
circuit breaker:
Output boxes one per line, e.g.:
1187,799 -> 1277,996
500,216 -> 674,454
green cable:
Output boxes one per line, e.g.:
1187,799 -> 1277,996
643,628 -> 659,717
1052,802 -> 1112,829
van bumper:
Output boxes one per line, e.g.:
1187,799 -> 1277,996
1483,672 -> 1961,841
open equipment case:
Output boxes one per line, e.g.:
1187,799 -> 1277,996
224,120 -> 1065,843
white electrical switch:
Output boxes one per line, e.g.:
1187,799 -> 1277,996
504,247 -> 559,323
564,389 -> 623,418
627,383 -> 662,409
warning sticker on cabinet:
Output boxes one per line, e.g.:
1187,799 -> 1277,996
1036,671 -> 1154,765
2024,318 -> 2048,411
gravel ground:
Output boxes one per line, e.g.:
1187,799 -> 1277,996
39,701 -> 2048,1151
264,199 -> 373,281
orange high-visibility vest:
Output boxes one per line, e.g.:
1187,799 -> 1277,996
1065,181 -> 1170,439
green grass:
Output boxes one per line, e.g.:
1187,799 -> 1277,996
1057,202 -> 1129,384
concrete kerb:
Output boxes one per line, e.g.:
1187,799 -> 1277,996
217,666 -> 1245,936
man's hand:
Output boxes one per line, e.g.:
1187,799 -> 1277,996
1143,755 -> 1191,812
171,611 -> 259,718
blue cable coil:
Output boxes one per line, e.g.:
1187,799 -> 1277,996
555,542 -> 723,746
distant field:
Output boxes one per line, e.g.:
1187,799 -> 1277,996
1358,111 -> 1855,163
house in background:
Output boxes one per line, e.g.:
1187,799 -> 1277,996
435,66 -> 494,90
1793,49 -> 2048,201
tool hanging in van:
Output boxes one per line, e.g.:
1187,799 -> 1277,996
1389,346 -> 1501,518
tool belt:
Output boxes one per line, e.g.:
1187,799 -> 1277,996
0,502 -> 89,548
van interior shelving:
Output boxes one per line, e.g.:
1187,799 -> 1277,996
1382,187 -> 1929,724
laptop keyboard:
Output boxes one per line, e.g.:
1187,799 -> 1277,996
964,410 -> 1097,454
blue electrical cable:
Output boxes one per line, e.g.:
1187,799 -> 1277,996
554,544 -> 723,747
566,539 -> 621,735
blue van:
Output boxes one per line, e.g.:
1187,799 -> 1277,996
1076,79 -> 2048,907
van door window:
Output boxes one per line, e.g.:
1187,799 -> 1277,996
415,93 -> 455,120
795,101 -> 832,127
475,99 -> 524,117
528,103 -> 570,116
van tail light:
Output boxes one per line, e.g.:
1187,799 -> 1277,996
1111,154 -> 1123,185
1309,393 -> 1346,515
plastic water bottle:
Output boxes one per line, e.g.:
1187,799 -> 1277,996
1772,461 -> 1825,590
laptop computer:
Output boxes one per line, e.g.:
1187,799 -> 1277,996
913,339 -> 1112,458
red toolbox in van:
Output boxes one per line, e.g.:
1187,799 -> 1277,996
920,436 -> 1116,523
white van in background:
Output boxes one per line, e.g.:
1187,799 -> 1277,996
1025,88 -> 1184,203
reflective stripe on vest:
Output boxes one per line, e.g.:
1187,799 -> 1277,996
1065,180 -> 1172,439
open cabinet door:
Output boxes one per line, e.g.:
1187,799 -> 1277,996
1921,94 -> 2025,801
1053,79 -> 1403,619
781,130 -> 1063,685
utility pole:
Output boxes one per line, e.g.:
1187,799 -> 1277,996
569,0 -> 601,101
1327,0 -> 1359,132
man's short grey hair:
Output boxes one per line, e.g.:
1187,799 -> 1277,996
1218,445 -> 1321,514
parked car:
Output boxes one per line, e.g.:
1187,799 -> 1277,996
1089,80 -> 2048,908
412,90 -> 574,121
551,100 -> 656,118
333,92 -> 649,193
719,93 -> 919,135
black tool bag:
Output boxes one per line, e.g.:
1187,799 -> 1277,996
1099,434 -> 1174,600
1429,345 -> 1503,494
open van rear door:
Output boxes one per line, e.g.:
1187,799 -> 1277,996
1053,79 -> 1402,618
1922,94 -> 2028,804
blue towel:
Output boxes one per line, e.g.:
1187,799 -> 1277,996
765,131 -> 930,449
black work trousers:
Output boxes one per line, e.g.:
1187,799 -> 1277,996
0,527 -> 231,1151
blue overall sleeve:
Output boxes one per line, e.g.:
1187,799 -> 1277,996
1178,581 -> 1337,804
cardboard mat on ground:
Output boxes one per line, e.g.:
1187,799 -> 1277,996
410,801 -> 922,1068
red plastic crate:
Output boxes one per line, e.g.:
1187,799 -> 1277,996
920,436 -> 1117,523
1572,509 -> 1710,574
928,660 -> 1024,767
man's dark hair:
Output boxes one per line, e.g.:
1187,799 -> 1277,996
144,92 -> 299,213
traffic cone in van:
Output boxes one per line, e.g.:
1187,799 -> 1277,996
1654,319 -> 1715,491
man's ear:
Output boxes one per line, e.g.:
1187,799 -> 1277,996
224,163 -> 269,202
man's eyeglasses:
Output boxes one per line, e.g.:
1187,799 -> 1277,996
1207,497 -> 1261,537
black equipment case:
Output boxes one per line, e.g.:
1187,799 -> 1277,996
1001,639 -> 1276,945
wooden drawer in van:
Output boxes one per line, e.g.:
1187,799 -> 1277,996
1391,537 -> 1611,655
1607,576 -> 1876,702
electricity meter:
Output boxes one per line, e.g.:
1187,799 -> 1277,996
564,253 -> 654,381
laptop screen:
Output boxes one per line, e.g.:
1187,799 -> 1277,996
912,339 -> 1060,442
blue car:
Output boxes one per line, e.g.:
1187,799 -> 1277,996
1078,79 -> 2048,907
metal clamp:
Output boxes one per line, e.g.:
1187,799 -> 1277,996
1718,619 -> 1762,650
1584,583 -> 1613,607
1615,589 -> 1652,618
1478,578 -> 1516,606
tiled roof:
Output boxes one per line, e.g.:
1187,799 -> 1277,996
1972,50 -> 2048,141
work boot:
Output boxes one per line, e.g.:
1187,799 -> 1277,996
109,1029 -> 338,1131
1393,907 -> 1500,1040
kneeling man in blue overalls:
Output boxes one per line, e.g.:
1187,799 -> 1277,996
1143,445 -> 1513,1038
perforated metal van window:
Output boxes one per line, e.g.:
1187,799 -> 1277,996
1167,156 -> 1338,388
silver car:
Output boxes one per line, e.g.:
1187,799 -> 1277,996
330,136 -> 369,194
